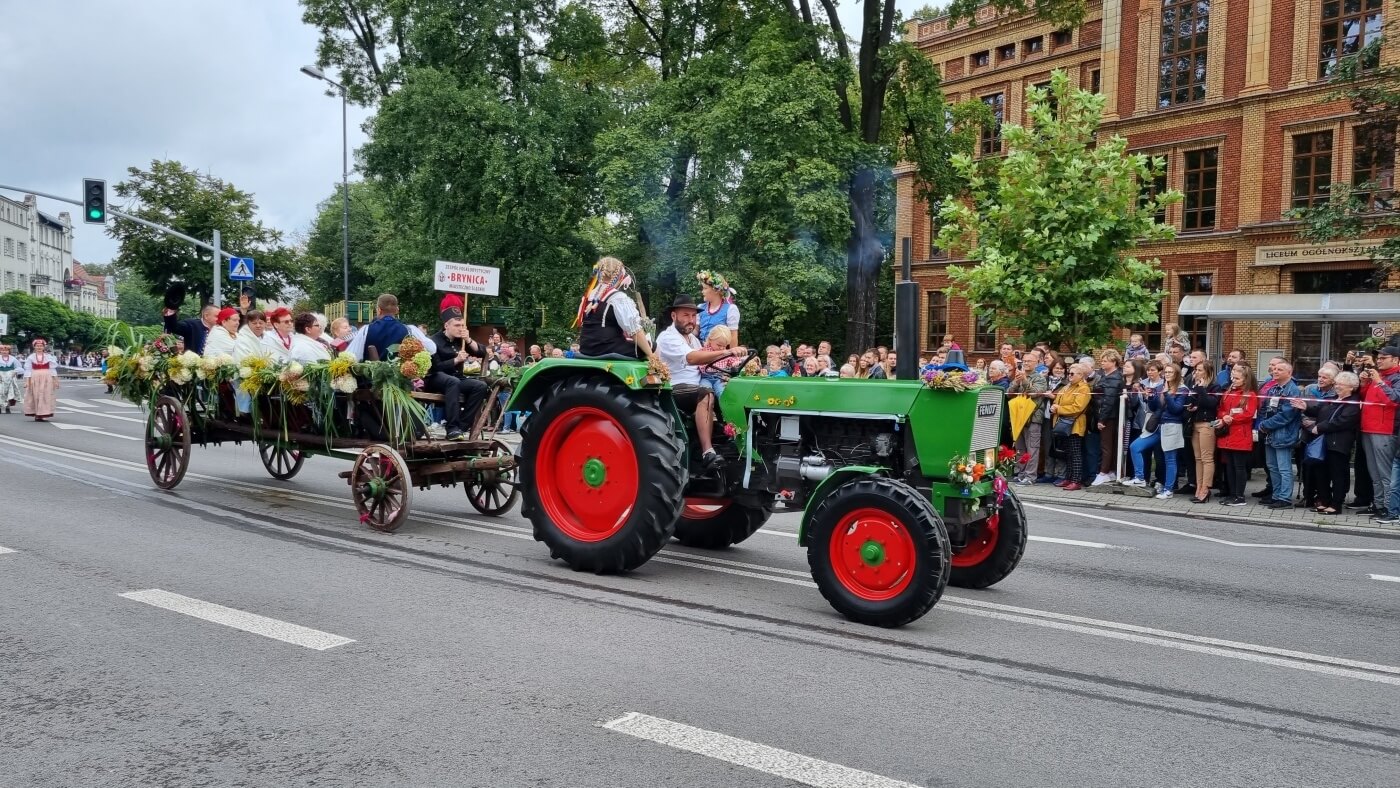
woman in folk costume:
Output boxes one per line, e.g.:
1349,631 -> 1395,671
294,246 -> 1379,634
575,256 -> 658,360
262,307 -> 297,363
290,312 -> 332,363
203,307 -> 241,359
0,343 -> 22,413
22,337 -> 59,422
232,309 -> 270,415
695,270 -> 739,345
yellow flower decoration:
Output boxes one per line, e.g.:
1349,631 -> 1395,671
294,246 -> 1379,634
624,376 -> 636,385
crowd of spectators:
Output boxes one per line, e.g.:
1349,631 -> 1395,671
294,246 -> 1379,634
994,329 -> 1400,521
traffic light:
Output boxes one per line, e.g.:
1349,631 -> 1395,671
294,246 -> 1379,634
82,178 -> 106,224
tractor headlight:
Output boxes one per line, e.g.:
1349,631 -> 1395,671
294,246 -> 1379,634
984,448 -> 997,469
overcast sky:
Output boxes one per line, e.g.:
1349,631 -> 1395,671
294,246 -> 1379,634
0,1 -> 921,267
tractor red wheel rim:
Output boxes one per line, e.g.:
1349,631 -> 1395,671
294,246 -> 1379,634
952,512 -> 1000,567
828,507 -> 916,602
535,406 -> 638,542
682,498 -> 732,520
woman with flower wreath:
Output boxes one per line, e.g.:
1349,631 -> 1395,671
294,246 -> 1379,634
696,270 -> 739,346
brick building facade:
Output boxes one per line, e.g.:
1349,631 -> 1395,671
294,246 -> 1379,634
895,0 -> 1400,377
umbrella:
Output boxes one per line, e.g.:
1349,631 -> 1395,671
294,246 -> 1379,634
1008,395 -> 1038,441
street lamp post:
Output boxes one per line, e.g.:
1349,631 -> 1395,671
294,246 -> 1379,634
300,65 -> 351,308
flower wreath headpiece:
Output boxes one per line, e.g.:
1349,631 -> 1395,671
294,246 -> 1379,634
696,270 -> 736,304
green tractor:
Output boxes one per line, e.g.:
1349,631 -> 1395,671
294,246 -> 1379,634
506,356 -> 1027,628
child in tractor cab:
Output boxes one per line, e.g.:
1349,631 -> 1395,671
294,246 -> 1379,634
700,325 -> 741,397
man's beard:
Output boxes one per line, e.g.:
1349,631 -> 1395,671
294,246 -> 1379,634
676,322 -> 695,335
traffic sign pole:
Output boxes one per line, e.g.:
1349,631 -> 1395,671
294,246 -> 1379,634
213,229 -> 222,307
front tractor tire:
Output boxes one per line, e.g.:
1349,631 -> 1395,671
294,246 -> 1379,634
949,487 -> 1028,589
807,478 -> 951,628
673,498 -> 774,549
519,376 -> 685,574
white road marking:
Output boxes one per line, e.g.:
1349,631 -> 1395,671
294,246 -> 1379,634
7,435 -> 1400,684
119,589 -> 354,651
0,546 -> 15,555
56,398 -> 95,409
602,712 -> 919,788
103,399 -> 140,408
1024,502 -> 1400,554
1370,574 -> 1400,583
55,407 -> 146,424
50,423 -> 140,441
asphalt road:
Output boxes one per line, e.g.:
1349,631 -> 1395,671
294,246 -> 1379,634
1,381 -> 1398,787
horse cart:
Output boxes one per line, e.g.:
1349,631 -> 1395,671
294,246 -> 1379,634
142,377 -> 519,533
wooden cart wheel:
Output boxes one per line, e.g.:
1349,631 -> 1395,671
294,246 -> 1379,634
258,442 -> 306,480
146,395 -> 191,490
350,444 -> 412,532
465,439 -> 520,516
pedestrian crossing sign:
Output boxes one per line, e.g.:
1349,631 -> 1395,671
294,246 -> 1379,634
229,257 -> 255,281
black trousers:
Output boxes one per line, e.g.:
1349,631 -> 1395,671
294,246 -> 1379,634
1319,449 -> 1352,509
426,372 -> 489,433
1222,449 -> 1250,499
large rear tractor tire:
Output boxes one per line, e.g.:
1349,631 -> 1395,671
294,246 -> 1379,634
807,478 -> 950,628
949,487 -> 1028,589
519,376 -> 685,573
673,498 -> 773,549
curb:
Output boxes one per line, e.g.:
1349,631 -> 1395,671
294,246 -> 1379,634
1018,492 -> 1400,541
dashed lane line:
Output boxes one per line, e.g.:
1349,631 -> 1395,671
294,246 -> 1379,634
56,398 -> 95,409
602,712 -> 919,788
119,589 -> 354,651
54,407 -> 146,424
1371,574 -> 1400,583
0,546 -> 15,555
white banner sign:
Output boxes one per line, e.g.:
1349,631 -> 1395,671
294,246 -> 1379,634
434,260 -> 500,296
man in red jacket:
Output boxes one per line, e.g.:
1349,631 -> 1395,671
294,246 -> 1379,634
1361,347 -> 1400,520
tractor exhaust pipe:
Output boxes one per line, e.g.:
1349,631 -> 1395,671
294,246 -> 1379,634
895,236 -> 920,380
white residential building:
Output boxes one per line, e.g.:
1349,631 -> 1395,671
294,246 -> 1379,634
0,193 -> 71,302
66,261 -> 119,319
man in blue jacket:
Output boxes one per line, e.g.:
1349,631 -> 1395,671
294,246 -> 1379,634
1258,360 -> 1303,509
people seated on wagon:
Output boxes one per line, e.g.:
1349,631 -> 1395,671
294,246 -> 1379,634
290,313 -> 332,364
203,307 -> 240,359
425,295 -> 490,442
346,293 -> 437,362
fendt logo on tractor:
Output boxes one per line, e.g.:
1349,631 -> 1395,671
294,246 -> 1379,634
977,402 -> 998,417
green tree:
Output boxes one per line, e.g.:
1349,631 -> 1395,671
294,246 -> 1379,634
939,71 -> 1180,349
108,160 -> 303,306
1291,38 -> 1400,277
302,181 -> 388,308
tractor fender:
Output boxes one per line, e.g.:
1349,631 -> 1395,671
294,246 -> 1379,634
506,358 -> 658,413
798,466 -> 890,546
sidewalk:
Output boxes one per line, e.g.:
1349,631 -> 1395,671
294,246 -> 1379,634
1018,473 -> 1400,539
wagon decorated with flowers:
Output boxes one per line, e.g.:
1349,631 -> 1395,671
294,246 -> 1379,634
104,333 -> 517,532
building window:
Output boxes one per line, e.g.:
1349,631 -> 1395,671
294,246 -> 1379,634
1090,69 -> 1101,93
2,238 -> 12,257
926,292 -> 948,347
1178,273 -> 1213,352
997,43 -> 1016,63
980,93 -> 1005,155
1023,36 -> 1044,56
1139,154 -> 1170,222
1353,124 -> 1395,212
972,50 -> 990,68
1158,0 -> 1210,108
974,313 -> 997,352
1182,147 -> 1218,231
16,242 -> 26,259
1291,131 -> 1334,210
1031,81 -> 1058,117
927,203 -> 947,259
1052,29 -> 1073,47
1320,0 -> 1383,78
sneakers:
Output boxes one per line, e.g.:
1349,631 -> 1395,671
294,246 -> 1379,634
702,450 -> 726,469
1225,497 -> 1248,506
1252,489 -> 1273,499
1120,477 -> 1147,488
1346,500 -> 1373,510
1374,513 -> 1400,524
1035,475 -> 1055,484
1154,490 -> 1173,500
446,429 -> 467,441
1091,472 -> 1116,486
1266,500 -> 1292,509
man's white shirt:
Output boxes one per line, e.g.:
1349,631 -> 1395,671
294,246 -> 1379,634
657,324 -> 702,386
